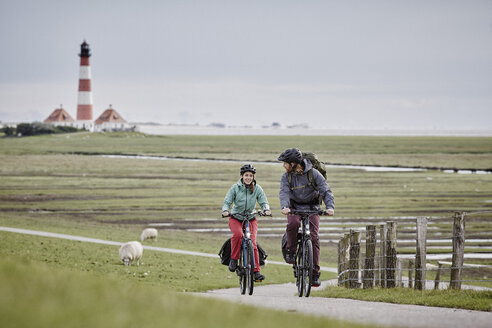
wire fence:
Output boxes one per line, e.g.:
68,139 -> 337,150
336,210 -> 492,290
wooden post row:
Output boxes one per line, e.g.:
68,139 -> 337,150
363,225 -> 376,289
386,221 -> 397,288
340,233 -> 350,288
338,234 -> 350,287
349,229 -> 361,289
450,212 -> 466,290
415,217 -> 428,290
379,224 -> 387,288
408,259 -> 414,289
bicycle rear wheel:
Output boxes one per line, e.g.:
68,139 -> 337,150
239,244 -> 246,295
302,239 -> 313,297
246,240 -> 255,295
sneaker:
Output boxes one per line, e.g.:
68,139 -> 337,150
285,251 -> 295,264
229,259 -> 237,272
312,275 -> 321,287
254,271 -> 265,281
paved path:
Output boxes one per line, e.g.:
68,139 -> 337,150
0,226 -> 336,272
2,226 -> 492,328
0,226 -> 218,258
201,281 -> 492,328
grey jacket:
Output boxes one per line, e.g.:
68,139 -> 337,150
279,158 -> 335,211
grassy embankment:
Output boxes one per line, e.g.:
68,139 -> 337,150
0,257 -> 362,328
0,132 -> 491,321
313,286 -> 492,311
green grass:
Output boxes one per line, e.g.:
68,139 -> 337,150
0,231 -> 296,292
0,133 -> 491,320
1,153 -> 490,269
312,286 -> 492,312
1,132 -> 491,169
0,256 -> 367,328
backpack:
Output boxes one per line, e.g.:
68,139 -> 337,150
287,152 -> 327,192
218,238 -> 268,266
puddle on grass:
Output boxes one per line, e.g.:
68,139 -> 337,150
100,154 -> 491,174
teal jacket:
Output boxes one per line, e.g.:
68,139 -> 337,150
222,179 -> 270,214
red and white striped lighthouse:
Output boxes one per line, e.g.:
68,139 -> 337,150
76,40 -> 94,130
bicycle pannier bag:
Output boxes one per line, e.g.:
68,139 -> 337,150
218,238 -> 231,266
281,233 -> 288,263
257,243 -> 268,266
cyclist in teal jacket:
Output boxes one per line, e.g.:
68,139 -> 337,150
222,164 -> 271,281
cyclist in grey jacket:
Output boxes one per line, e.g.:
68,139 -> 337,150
278,148 -> 334,287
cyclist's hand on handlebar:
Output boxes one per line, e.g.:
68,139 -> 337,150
325,209 -> 334,216
264,210 -> 271,216
281,207 -> 291,215
222,211 -> 230,218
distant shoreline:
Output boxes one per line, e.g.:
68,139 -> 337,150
137,124 -> 492,137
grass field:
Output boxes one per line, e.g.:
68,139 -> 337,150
312,286 -> 492,311
1,132 -> 491,169
0,257 -> 362,328
0,132 -> 491,325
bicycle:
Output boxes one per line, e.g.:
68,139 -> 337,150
289,209 -> 325,297
224,211 -> 271,295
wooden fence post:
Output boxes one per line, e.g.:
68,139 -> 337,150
450,212 -> 466,290
338,234 -> 349,287
374,255 -> 380,287
338,236 -> 343,286
397,258 -> 403,287
408,260 -> 414,288
379,224 -> 387,288
349,229 -> 361,289
415,217 -> 428,290
386,221 -> 397,288
434,262 -> 443,290
363,225 -> 376,289
342,233 -> 351,288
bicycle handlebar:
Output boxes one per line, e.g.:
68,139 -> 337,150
222,211 -> 272,219
290,209 -> 326,216
257,211 -> 272,217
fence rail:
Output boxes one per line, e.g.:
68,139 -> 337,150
337,211 -> 492,290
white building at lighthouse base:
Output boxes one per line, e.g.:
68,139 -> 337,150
74,120 -> 94,132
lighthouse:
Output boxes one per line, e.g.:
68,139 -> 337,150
75,40 -> 94,131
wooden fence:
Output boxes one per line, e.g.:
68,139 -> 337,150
337,211 -> 492,290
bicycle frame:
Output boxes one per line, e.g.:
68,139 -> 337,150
290,209 -> 324,297
241,219 -> 255,272
224,210 -> 270,295
230,212 -> 257,295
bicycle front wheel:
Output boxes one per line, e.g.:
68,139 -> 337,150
302,239 -> 313,297
296,244 -> 303,297
239,244 -> 246,295
246,240 -> 255,295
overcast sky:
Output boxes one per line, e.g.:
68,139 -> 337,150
1,0 -> 491,130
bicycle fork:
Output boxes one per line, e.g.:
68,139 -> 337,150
294,216 -> 311,278
239,220 -> 255,275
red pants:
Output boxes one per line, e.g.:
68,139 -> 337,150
229,218 -> 260,272
286,214 -> 321,277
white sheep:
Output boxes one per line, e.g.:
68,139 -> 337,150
141,228 -> 158,242
119,241 -> 143,266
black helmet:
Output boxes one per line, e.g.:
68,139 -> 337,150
278,148 -> 302,163
240,164 -> 256,175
